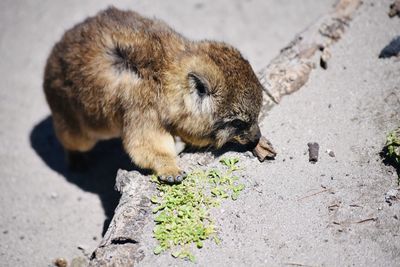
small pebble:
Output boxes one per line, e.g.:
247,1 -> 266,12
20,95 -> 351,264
379,36 -> 400,58
326,149 -> 335,157
385,188 -> 399,205
54,258 -> 68,267
308,142 -> 319,163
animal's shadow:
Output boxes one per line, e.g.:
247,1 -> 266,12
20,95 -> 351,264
30,116 -> 253,236
30,116 -> 137,235
380,146 -> 400,181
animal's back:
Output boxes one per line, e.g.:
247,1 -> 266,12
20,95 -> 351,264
43,7 -> 180,135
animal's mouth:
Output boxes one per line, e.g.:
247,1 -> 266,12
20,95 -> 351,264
233,135 -> 260,150
232,124 -> 262,150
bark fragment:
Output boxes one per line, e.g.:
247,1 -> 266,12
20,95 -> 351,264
308,142 -> 320,163
89,170 -> 155,267
253,136 -> 277,162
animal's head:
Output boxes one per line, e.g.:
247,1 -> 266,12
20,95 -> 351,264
162,41 -> 263,149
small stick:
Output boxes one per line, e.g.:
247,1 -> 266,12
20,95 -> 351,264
328,204 -> 339,211
297,188 -> 329,201
332,217 -> 378,226
284,262 -> 317,267
355,217 -> 378,224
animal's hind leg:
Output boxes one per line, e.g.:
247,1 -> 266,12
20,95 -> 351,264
52,114 -> 96,171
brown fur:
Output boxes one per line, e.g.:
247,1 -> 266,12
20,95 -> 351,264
44,7 -> 263,182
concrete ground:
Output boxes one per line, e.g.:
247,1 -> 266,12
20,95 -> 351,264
0,0 -> 399,266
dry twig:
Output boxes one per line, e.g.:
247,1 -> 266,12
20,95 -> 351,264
297,188 -> 330,201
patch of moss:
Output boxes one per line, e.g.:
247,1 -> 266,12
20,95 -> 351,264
384,127 -> 400,184
150,158 -> 245,261
385,128 -> 400,164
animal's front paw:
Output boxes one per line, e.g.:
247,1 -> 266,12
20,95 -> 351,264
158,170 -> 187,184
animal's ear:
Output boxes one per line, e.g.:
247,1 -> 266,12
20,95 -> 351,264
188,72 -> 210,97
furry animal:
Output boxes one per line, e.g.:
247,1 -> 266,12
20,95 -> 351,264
44,7 -> 263,183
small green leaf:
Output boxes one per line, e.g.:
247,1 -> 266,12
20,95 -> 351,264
211,187 -> 220,196
171,250 -> 181,258
220,191 -> 229,199
233,184 -> 245,192
151,196 -> 160,204
155,212 -> 168,223
231,192 -> 239,201
150,175 -> 160,184
196,241 -> 203,248
188,253 -> 196,262
178,253 -> 186,259
153,246 -> 163,255
152,205 -> 165,213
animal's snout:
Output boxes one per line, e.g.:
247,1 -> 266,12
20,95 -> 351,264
246,124 -> 261,148
233,123 -> 261,149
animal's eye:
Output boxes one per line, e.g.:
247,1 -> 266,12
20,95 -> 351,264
188,73 -> 209,97
231,119 -> 248,130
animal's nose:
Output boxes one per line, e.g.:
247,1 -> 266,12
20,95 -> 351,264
246,124 -> 261,148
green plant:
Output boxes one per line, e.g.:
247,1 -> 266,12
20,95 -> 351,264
150,157 -> 245,261
385,128 -> 400,164
384,127 -> 400,184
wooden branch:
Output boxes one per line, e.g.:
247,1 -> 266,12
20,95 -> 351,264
89,0 -> 361,265
258,0 -> 361,120
89,170 -> 155,266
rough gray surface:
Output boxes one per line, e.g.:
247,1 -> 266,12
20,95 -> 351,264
89,170 -> 155,267
1,0 -> 399,266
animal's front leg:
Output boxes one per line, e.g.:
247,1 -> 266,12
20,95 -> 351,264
122,126 -> 186,183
